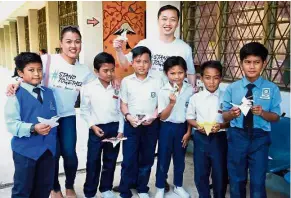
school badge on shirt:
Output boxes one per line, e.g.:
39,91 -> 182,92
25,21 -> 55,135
113,89 -> 119,99
260,88 -> 270,99
151,92 -> 156,98
50,101 -> 56,111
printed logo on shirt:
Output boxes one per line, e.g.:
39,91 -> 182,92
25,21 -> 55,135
152,54 -> 170,71
260,88 -> 270,100
50,70 -> 83,91
50,101 -> 56,111
151,92 -> 156,98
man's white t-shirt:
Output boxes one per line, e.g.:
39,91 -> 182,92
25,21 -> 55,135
126,38 -> 195,84
41,54 -> 95,117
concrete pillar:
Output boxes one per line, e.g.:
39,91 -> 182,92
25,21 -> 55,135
0,28 -> 5,67
16,17 -> 26,53
146,1 -> 181,40
4,25 -> 12,69
9,21 -> 18,71
77,1 -> 103,68
46,2 -> 60,54
28,9 -> 39,53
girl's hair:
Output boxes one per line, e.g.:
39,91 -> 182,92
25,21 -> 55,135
60,26 -> 82,41
12,52 -> 42,77
163,56 -> 187,74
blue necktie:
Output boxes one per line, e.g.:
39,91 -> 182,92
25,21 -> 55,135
243,84 -> 255,128
33,87 -> 43,104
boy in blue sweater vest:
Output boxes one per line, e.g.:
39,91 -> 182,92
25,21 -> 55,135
4,52 -> 58,198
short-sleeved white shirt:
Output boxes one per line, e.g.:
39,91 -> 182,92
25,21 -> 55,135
126,38 -> 195,84
120,73 -> 163,116
158,82 -> 193,123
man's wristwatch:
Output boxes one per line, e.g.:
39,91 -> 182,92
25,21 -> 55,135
124,113 -> 131,121
30,124 -> 36,135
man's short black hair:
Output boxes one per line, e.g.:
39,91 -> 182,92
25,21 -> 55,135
240,42 -> 268,62
13,52 -> 42,77
157,5 -> 180,20
131,46 -> 152,61
93,52 -> 115,71
163,56 -> 187,74
200,60 -> 223,77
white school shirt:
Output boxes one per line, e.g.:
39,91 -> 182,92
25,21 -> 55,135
186,89 -> 225,132
126,38 -> 195,84
41,54 -> 96,117
80,78 -> 124,133
158,82 -> 193,123
120,73 -> 163,116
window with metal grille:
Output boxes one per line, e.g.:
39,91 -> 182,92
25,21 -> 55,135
181,1 -> 290,90
38,7 -> 47,52
24,16 -> 30,52
58,1 -> 78,33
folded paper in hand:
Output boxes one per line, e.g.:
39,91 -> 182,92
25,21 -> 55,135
230,96 -> 253,116
102,137 -> 128,148
37,116 -> 60,128
198,122 -> 216,136
172,83 -> 179,97
116,30 -> 128,41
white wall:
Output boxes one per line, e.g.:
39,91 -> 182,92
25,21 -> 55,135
77,1 -> 103,69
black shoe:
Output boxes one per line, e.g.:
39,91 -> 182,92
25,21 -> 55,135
165,180 -> 170,192
112,185 -> 120,192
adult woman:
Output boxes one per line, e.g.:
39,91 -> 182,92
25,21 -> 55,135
7,26 -> 95,198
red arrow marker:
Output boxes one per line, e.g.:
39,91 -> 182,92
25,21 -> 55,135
87,17 -> 99,27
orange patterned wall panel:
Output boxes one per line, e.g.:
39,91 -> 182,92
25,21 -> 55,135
103,1 -> 146,79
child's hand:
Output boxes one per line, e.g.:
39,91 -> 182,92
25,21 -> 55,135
169,93 -> 176,105
211,123 -> 220,133
34,123 -> 51,135
252,105 -> 263,116
91,125 -> 104,137
197,125 -> 205,134
142,117 -> 155,126
230,106 -> 241,118
6,83 -> 20,96
127,115 -> 139,128
116,132 -> 124,139
181,133 -> 191,148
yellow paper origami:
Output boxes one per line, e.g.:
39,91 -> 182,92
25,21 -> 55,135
198,122 -> 216,136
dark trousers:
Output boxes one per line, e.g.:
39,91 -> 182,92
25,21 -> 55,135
12,150 -> 55,198
227,127 -> 270,198
119,120 -> 159,198
193,131 -> 228,198
53,115 -> 78,191
83,122 -> 120,197
156,122 -> 187,188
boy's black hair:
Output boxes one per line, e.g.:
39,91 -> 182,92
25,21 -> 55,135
39,49 -> 47,54
158,5 -> 180,20
131,46 -> 152,61
60,26 -> 82,41
200,60 -> 223,77
239,42 -> 268,62
12,52 -> 42,77
93,52 -> 115,71
163,56 -> 187,74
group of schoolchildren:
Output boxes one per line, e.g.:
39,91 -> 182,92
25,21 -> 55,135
5,36 -> 281,198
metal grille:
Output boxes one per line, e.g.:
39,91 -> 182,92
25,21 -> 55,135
15,22 -> 19,54
24,16 -> 30,52
58,1 -> 78,33
181,1 -> 290,89
38,7 -> 47,51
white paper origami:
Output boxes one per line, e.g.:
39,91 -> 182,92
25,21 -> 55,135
37,116 -> 60,128
102,137 -> 128,148
230,96 -> 253,116
172,83 -> 179,97
116,30 -> 128,41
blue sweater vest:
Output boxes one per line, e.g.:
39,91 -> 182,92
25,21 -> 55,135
12,86 -> 57,160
